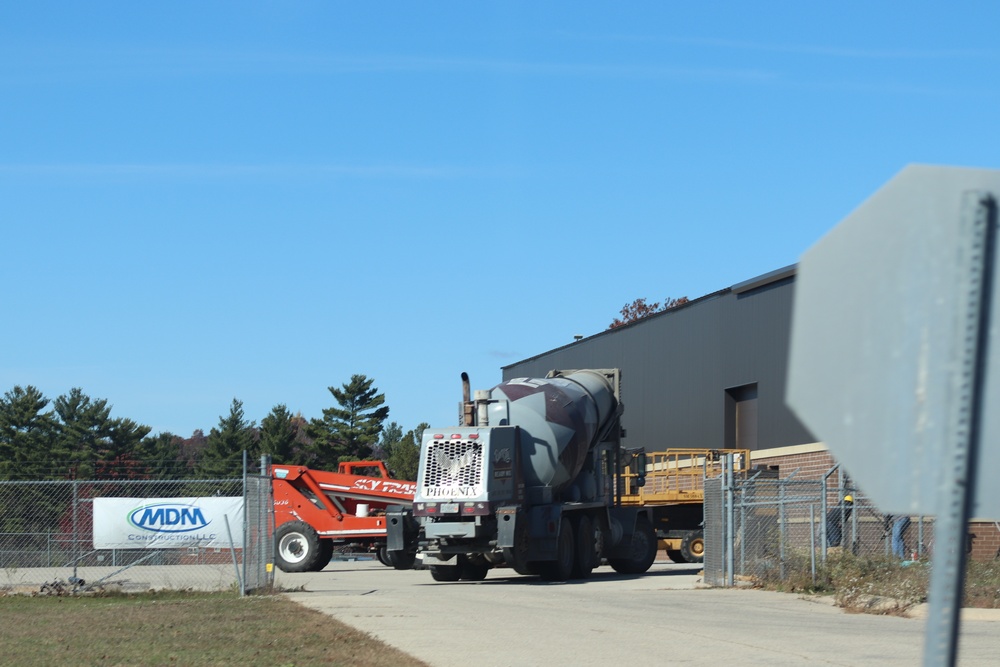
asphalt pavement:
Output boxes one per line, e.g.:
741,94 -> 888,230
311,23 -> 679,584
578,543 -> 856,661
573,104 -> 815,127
279,559 -> 1000,666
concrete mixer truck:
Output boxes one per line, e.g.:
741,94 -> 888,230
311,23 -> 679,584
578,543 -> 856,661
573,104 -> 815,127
386,369 -> 657,582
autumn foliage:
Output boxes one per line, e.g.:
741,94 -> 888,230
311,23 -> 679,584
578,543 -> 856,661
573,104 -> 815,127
609,296 -> 689,329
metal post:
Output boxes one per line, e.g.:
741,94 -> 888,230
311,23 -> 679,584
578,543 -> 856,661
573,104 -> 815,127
810,504 -> 816,585
725,454 -> 735,587
224,514 -> 243,595
258,453 -> 272,590
739,475 -> 746,576
923,193 -> 996,667
919,517 -> 925,559
72,479 -> 79,578
850,494 -> 859,555
779,482 -> 786,580
241,450 -> 248,596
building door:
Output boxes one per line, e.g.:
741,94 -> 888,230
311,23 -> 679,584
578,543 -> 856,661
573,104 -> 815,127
725,383 -> 758,450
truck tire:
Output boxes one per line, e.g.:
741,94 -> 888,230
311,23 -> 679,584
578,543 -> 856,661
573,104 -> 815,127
376,545 -> 391,567
608,516 -> 657,575
502,518 -> 536,575
539,517 -> 575,582
680,530 -> 705,564
429,565 -> 462,582
666,549 -> 685,563
458,556 -> 490,581
275,521 -> 327,573
571,514 -> 597,579
387,548 -> 417,570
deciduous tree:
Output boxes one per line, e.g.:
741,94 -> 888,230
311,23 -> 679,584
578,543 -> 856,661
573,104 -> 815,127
608,296 -> 689,329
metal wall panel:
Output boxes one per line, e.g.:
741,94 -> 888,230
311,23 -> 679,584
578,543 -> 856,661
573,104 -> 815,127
502,273 -> 815,453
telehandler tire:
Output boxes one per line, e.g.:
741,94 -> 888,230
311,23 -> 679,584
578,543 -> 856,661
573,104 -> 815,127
275,521 -> 329,573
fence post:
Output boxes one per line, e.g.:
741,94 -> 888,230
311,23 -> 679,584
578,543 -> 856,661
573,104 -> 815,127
725,454 -> 735,587
739,474 -> 746,576
241,450 -> 248,596
779,482 -> 786,580
810,504 -> 816,586
72,478 -> 79,578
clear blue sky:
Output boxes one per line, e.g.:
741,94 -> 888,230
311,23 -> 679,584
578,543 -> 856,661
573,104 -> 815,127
2,2 -> 998,438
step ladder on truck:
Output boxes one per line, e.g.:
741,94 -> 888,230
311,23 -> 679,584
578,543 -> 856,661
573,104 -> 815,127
271,461 -> 416,572
618,448 -> 751,563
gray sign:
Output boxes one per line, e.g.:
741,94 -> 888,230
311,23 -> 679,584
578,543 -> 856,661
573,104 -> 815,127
787,165 -> 1000,518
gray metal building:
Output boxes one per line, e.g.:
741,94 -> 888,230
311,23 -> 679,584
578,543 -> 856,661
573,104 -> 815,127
502,265 -> 816,454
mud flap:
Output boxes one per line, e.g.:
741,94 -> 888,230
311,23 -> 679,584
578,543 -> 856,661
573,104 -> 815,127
497,506 -> 519,549
604,506 -> 650,559
387,505 -> 417,552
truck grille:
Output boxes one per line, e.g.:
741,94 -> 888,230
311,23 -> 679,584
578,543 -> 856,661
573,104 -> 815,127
423,440 -> 484,488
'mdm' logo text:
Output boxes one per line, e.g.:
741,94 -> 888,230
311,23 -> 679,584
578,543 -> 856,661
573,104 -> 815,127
128,504 -> 210,533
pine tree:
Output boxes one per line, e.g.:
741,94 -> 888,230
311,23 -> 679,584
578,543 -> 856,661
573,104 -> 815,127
374,421 -> 404,461
52,388 -> 114,478
386,422 -> 426,481
0,385 -> 57,480
307,374 -> 389,467
196,399 -> 258,478
136,432 -> 186,479
259,404 -> 298,463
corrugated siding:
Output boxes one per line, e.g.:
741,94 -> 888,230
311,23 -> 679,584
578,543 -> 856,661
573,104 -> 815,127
502,276 -> 816,452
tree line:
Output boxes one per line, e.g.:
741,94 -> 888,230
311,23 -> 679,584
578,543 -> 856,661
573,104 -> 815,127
0,374 -> 424,482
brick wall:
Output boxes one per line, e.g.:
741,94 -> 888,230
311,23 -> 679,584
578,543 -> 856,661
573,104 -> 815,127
751,445 -> 837,482
969,522 -> 1000,561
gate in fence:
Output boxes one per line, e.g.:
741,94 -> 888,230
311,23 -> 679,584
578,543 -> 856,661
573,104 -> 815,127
704,457 -> 931,587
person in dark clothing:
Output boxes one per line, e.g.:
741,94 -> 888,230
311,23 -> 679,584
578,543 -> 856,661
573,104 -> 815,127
892,515 -> 911,558
826,495 -> 854,548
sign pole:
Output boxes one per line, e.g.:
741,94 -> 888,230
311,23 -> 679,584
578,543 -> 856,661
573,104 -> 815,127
924,194 -> 997,666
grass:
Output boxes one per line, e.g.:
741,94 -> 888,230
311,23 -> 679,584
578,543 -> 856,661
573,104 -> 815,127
749,551 -> 1000,615
0,591 -> 429,667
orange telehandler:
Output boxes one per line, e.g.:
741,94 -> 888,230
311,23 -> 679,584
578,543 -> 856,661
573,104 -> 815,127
271,461 -> 416,572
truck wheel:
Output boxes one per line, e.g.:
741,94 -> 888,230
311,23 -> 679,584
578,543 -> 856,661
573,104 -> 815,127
680,530 -> 705,563
429,565 -> 462,582
609,517 -> 657,575
387,548 -> 417,570
275,521 -> 325,573
376,545 -> 391,567
540,517 -> 575,582
571,515 -> 596,579
502,518 -> 535,575
458,556 -> 490,581
666,549 -> 685,563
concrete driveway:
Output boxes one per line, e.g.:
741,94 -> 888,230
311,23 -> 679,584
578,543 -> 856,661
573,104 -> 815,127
280,559 -> 999,666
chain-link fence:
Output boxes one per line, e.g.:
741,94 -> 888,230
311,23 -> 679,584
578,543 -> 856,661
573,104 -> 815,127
705,461 -> 934,587
0,459 -> 273,595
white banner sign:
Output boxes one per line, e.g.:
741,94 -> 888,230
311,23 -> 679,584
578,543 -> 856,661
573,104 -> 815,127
93,497 -> 244,549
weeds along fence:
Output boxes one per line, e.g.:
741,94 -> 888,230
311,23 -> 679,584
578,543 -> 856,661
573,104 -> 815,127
0,459 -> 273,595
704,461 -> 934,588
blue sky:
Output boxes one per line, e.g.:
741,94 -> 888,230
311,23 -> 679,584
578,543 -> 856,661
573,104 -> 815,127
2,2 -> 999,438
